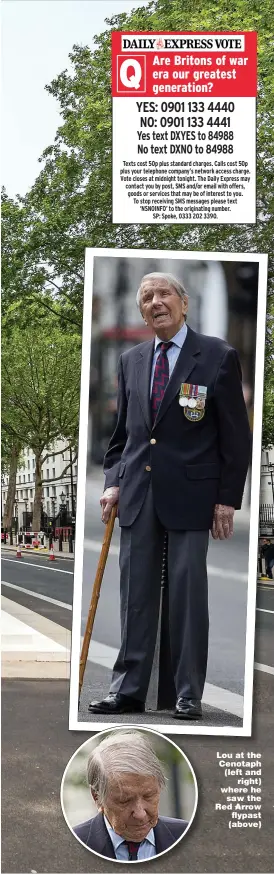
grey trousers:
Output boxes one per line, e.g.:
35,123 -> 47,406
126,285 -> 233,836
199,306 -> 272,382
110,484 -> 209,702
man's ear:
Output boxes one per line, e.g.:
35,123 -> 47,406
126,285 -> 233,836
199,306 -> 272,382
182,293 -> 188,315
91,788 -> 103,811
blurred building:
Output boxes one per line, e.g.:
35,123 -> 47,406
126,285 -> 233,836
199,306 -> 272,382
89,255 -> 258,468
259,448 -> 274,536
1,440 -> 77,531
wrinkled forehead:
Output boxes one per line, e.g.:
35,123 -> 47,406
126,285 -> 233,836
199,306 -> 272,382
106,772 -> 159,800
140,278 -> 177,297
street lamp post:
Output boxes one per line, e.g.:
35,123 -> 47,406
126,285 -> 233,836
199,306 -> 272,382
14,499 -> 18,541
69,447 -> 75,518
59,491 -> 66,552
51,498 -> 56,540
267,463 -> 274,504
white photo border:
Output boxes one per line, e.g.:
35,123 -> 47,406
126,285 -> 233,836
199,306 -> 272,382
69,247 -> 268,736
61,724 -> 198,863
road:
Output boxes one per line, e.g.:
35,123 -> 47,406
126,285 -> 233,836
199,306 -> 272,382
2,473 -> 273,727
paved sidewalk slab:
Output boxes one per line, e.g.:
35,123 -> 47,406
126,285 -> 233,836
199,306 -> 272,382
1,595 -> 70,678
1,674 -> 273,873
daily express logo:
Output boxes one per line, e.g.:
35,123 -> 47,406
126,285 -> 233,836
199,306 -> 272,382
121,34 -> 245,51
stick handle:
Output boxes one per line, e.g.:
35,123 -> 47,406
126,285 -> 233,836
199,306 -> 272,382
78,504 -> 117,700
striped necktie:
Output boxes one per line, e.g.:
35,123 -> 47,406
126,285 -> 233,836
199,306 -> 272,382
123,840 -> 142,861
151,341 -> 173,423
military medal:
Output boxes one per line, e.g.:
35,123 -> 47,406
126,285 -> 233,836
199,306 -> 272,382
179,383 -> 207,421
179,383 -> 191,407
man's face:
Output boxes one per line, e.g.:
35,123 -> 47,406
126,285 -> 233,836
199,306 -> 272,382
100,772 -> 160,842
139,278 -> 188,340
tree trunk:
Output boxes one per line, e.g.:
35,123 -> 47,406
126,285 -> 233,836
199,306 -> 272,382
3,444 -> 19,528
33,455 -> 43,531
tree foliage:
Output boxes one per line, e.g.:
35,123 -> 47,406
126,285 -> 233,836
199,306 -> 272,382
2,320 -> 81,527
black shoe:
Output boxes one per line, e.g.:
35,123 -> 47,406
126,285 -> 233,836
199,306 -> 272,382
88,693 -> 145,714
173,698 -> 202,720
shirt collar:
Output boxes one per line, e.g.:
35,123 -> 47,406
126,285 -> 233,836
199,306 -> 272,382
154,320 -> 187,350
104,815 -> 156,849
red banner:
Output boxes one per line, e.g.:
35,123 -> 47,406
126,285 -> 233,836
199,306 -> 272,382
112,32 -> 257,98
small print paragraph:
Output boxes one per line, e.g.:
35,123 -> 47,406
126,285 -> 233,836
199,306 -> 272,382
216,751 -> 262,829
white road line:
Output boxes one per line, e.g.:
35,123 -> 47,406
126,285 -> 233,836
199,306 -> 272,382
1,558 -> 73,575
84,539 -> 248,582
84,639 -> 243,717
1,581 -> 72,610
3,546 -> 248,583
256,607 -> 274,614
254,662 -> 274,676
1,580 -> 245,715
84,538 -> 119,556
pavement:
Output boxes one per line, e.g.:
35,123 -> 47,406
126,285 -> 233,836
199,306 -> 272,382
1,671 -> 274,874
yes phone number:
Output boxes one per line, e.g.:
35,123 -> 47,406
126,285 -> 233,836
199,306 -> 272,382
160,101 -> 235,112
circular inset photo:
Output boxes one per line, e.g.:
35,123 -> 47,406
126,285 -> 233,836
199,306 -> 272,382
61,726 -> 197,863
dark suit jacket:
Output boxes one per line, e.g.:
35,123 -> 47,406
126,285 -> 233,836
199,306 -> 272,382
74,812 -> 188,859
104,326 -> 251,530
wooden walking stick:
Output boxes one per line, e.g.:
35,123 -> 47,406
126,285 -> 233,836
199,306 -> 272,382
78,504 -> 117,701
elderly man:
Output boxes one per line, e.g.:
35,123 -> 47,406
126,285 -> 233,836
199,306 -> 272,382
88,272 -> 251,720
74,730 -> 188,860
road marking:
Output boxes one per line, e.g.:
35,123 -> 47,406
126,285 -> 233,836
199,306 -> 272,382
256,607 -> 274,614
3,547 -> 248,583
207,565 -> 247,582
1,581 -> 72,610
84,639 -> 243,717
254,662 -> 274,676
1,558 -> 73,575
2,581 -> 246,714
84,538 -> 119,556
84,539 -> 248,582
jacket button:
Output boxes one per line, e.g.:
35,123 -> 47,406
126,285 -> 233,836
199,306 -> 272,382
150,438 -> 156,445
145,465 -> 151,472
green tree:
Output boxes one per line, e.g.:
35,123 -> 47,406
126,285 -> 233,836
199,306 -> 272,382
1,189 -> 80,333
2,320 -> 81,530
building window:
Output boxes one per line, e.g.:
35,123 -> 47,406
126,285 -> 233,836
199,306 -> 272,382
46,487 -> 49,497
33,458 -> 35,468
52,455 -> 55,463
65,484 -> 69,495
52,468 -> 55,478
52,486 -> 56,497
47,469 -> 49,479
28,474 -> 30,482
27,460 -> 30,469
23,475 -> 25,483
18,475 -> 21,483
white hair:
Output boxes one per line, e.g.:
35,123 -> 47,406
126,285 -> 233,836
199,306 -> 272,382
87,730 -> 166,805
136,272 -> 188,309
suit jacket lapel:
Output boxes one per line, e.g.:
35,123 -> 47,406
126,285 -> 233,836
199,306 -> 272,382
154,818 -> 176,854
153,326 -> 201,429
135,340 -> 155,431
86,812 -> 116,859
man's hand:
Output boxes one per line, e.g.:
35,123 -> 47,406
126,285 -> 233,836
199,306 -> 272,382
211,504 -> 235,540
100,487 -> 119,524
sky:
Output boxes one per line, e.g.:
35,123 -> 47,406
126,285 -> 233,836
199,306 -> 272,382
2,0 -> 147,198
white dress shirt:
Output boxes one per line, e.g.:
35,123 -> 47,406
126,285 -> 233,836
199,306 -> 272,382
150,321 -> 188,395
104,815 -> 156,860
